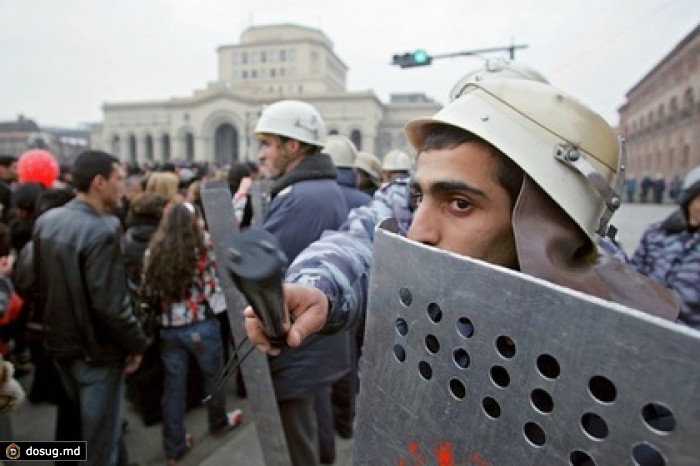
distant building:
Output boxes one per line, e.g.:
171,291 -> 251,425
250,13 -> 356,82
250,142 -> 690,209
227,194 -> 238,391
92,24 -> 441,167
0,115 -> 89,165
618,23 -> 700,181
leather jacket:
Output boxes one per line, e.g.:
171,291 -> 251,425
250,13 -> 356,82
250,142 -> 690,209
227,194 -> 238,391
33,199 -> 149,364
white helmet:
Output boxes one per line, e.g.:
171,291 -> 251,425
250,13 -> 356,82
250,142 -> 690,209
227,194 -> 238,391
254,100 -> 326,147
682,165 -> 700,191
406,78 -> 625,241
449,58 -> 549,102
354,151 -> 382,182
382,149 -> 413,172
323,135 -> 357,168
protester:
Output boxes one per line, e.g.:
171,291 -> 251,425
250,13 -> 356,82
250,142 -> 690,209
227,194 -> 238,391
142,202 -> 242,466
632,165 -> 700,329
31,150 -> 149,465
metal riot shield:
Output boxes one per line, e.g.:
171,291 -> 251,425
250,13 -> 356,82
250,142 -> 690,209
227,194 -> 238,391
201,180 -> 291,466
353,223 -> 700,466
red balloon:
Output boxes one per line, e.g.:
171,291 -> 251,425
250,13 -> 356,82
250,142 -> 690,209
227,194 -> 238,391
17,149 -> 59,188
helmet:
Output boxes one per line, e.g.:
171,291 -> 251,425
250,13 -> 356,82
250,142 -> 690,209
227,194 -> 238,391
406,78 -> 624,241
680,164 -> 700,206
449,58 -> 549,102
254,100 -> 326,147
382,149 -> 413,172
323,135 -> 357,168
354,151 -> 382,182
682,165 -> 700,191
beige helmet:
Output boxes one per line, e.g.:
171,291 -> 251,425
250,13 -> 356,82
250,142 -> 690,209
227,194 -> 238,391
449,58 -> 549,102
382,149 -> 413,172
254,99 -> 326,147
406,78 -> 625,241
354,151 -> 382,182
323,135 -> 358,168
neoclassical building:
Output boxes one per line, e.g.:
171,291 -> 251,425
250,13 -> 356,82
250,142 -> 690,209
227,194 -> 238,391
618,23 -> 700,180
91,24 -> 441,167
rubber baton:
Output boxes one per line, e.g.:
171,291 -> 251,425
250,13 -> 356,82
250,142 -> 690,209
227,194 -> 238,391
227,228 -> 289,348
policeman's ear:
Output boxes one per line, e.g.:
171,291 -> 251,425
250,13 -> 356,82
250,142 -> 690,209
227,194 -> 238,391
283,139 -> 302,154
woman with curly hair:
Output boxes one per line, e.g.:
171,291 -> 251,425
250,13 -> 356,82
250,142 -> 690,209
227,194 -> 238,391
142,202 -> 241,465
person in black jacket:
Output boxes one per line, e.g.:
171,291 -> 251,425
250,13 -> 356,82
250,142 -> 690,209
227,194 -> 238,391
31,150 -> 149,466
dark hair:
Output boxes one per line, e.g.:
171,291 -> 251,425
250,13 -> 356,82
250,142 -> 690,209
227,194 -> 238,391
419,124 -> 524,208
126,192 -> 167,226
0,155 -> 17,167
245,161 -> 259,174
143,202 -> 204,303
71,150 -> 120,193
12,182 -> 45,214
36,188 -> 75,217
228,162 -> 252,193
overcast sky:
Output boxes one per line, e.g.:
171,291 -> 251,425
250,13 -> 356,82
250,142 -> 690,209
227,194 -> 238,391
1,0 -> 698,129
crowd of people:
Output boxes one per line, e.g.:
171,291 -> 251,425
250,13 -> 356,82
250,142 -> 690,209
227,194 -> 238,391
0,59 -> 697,466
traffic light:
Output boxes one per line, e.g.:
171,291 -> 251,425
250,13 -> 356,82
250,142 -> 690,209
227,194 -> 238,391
392,49 -> 432,68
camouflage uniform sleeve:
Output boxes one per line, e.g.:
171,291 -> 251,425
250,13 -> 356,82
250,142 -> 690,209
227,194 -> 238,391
285,179 -> 412,334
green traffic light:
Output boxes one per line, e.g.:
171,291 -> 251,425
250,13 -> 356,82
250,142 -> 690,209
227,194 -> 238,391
412,49 -> 429,64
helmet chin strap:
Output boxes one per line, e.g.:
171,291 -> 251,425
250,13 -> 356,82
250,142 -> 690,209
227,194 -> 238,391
512,174 -> 678,321
552,137 -> 626,237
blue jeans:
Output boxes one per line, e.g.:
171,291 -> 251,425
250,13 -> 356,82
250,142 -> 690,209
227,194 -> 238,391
159,318 -> 227,460
53,358 -> 125,466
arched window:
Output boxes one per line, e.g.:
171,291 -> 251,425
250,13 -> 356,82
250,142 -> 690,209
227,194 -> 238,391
185,133 -> 194,161
128,134 -> 137,166
144,134 -> 154,161
111,135 -> 120,158
161,134 -> 171,162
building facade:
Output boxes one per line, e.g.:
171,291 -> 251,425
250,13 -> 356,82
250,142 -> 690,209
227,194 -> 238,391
0,115 -> 90,165
618,23 -> 700,185
93,24 -> 441,167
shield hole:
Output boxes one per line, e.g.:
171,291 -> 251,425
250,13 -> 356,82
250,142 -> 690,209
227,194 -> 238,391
452,347 -> 470,369
496,335 -> 516,358
589,375 -> 617,403
399,287 -> 412,306
631,442 -> 666,466
569,450 -> 596,466
536,354 -> 560,379
425,334 -> 440,354
531,388 -> 554,414
523,421 -> 546,447
418,361 -> 433,380
482,396 -> 501,419
641,402 -> 676,433
395,318 -> 408,336
393,344 -> 406,362
449,378 -> 466,399
490,365 -> 510,388
456,317 -> 475,338
427,302 -> 443,323
581,412 -> 609,440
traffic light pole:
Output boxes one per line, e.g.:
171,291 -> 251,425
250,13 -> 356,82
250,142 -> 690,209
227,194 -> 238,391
432,44 -> 528,61
392,44 -> 528,68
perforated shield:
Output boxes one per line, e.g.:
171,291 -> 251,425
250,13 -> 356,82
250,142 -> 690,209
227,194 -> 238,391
353,225 -> 700,466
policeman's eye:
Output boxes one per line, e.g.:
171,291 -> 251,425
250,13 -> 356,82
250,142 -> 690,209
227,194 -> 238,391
449,197 -> 472,212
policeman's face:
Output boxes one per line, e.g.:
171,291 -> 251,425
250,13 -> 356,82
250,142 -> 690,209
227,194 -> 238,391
407,141 -> 518,269
257,134 -> 296,180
